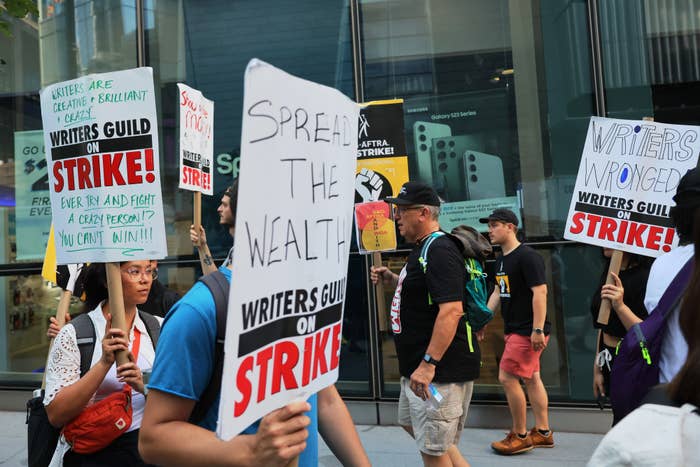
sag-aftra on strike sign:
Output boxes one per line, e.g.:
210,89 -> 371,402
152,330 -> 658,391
564,117 -> 700,257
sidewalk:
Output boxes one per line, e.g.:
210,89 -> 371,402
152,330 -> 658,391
1,410 -> 601,466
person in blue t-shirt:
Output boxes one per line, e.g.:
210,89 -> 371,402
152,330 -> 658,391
139,181 -> 369,467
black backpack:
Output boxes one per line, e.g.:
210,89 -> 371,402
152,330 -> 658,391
189,270 -> 229,424
26,310 -> 161,467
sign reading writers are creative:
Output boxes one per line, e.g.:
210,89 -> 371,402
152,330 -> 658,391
564,117 -> 700,257
217,60 -> 359,440
177,83 -> 214,194
40,67 -> 167,264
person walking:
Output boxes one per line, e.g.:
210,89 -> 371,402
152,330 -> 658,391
481,208 -> 554,455
371,181 -> 481,466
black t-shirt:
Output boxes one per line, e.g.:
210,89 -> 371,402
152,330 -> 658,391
494,244 -> 550,336
391,234 -> 481,382
141,281 -> 180,318
590,262 -> 650,338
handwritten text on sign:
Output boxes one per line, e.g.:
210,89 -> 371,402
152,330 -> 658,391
564,117 -> 700,256
40,67 -> 167,264
218,60 -> 359,440
177,84 -> 214,194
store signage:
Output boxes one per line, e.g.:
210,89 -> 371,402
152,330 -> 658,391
14,130 -> 51,260
564,116 -> 700,257
217,59 -> 359,439
177,83 -> 214,194
39,67 -> 167,264
355,99 -> 409,202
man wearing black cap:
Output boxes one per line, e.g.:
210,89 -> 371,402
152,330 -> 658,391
370,181 -> 480,466
479,208 -> 553,455
643,167 -> 700,383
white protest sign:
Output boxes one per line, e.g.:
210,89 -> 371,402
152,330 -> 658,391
217,59 -> 359,440
177,83 -> 214,194
564,116 -> 700,257
40,67 -> 167,264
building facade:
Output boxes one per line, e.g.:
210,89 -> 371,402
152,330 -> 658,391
1,0 -> 698,421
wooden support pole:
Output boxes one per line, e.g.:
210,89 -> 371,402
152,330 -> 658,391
596,250 -> 623,325
372,251 -> 387,332
106,262 -> 129,366
194,191 -> 202,228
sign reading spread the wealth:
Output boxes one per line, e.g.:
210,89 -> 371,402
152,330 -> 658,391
40,67 -> 167,264
355,99 -> 408,202
177,83 -> 214,194
217,60 -> 359,439
564,117 -> 700,257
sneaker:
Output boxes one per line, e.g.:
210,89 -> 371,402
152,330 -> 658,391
529,427 -> 555,448
491,431 -> 534,455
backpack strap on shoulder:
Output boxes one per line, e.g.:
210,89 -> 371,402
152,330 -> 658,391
418,231 -> 445,273
189,270 -> 229,424
137,310 -> 161,348
67,314 -> 97,378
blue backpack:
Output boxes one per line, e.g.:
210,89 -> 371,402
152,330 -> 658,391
609,257 -> 694,422
419,231 -> 494,352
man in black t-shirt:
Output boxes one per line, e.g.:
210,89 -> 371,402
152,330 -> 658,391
371,181 -> 480,466
481,208 -> 554,455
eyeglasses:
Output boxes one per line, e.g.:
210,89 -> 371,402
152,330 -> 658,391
123,267 -> 157,281
393,205 -> 424,216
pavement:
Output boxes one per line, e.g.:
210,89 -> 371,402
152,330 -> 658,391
1,410 -> 602,466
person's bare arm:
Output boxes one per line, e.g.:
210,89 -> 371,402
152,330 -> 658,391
602,272 -> 643,330
139,389 -> 310,467
317,385 -> 370,467
487,284 -> 501,313
410,300 -> 463,399
370,265 -> 398,289
190,225 -> 218,275
530,284 -> 548,350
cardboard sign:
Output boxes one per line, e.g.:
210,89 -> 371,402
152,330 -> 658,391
217,60 -> 359,439
564,117 -> 700,256
39,67 -> 167,264
356,99 -> 409,202
354,201 -> 397,253
177,83 -> 214,194
14,130 -> 52,260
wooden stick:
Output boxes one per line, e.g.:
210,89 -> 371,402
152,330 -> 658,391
194,191 -> 202,228
41,289 -> 73,389
597,250 -> 623,325
106,262 -> 129,366
372,251 -> 387,332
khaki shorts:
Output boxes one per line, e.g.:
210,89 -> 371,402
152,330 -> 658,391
397,377 -> 474,456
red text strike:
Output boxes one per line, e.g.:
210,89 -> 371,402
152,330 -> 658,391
52,148 -> 156,193
234,322 -> 341,417
182,166 -> 211,190
569,211 -> 674,252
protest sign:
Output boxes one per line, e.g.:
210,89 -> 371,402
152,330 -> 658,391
217,60 -> 359,439
39,67 -> 167,264
356,99 -> 409,201
354,201 -> 397,253
14,130 -> 51,260
177,83 -> 214,195
564,117 -> 700,257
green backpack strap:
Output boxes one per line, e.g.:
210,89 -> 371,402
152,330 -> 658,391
418,231 -> 445,305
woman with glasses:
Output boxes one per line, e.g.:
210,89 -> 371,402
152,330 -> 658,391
43,261 -> 162,466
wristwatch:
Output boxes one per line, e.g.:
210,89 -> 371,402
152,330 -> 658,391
533,327 -> 544,335
423,353 -> 440,366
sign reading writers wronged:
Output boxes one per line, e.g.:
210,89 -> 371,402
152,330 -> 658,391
177,83 -> 214,194
564,117 -> 700,257
40,67 -> 166,264
217,60 -> 359,439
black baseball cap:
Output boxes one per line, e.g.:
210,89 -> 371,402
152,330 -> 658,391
478,208 -> 519,226
383,181 -> 441,207
673,168 -> 700,205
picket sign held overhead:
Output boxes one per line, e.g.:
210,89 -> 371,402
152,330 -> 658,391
217,60 -> 359,440
563,116 -> 700,324
564,116 -> 700,258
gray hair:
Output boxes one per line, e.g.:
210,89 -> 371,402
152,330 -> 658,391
426,205 -> 440,220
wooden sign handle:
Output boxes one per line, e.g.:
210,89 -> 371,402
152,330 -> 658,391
597,250 -> 623,325
372,251 -> 388,332
194,191 -> 202,228
106,262 -> 129,366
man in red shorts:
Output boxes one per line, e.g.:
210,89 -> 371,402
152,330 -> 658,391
481,208 -> 554,455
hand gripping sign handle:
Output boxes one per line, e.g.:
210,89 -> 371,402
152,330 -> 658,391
372,252 -> 388,332
106,262 -> 130,366
597,250 -> 623,325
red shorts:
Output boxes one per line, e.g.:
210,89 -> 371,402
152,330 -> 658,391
499,333 -> 549,379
